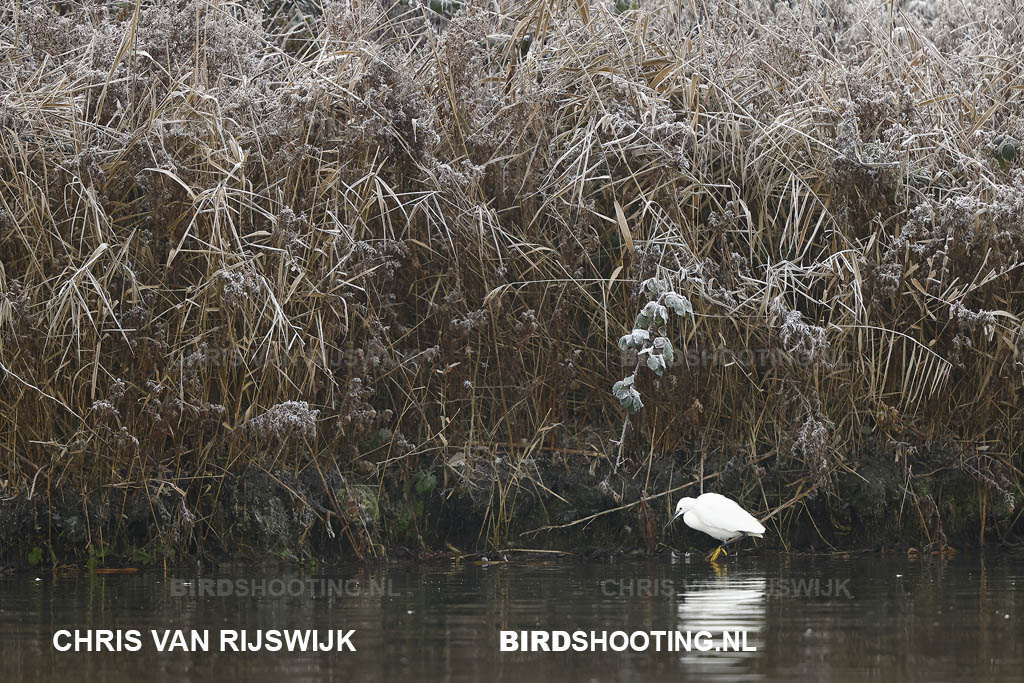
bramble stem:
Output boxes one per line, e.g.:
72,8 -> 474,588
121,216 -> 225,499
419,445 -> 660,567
613,291 -> 672,472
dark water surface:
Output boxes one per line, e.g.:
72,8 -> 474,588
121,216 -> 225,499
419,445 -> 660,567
1,552 -> 1021,681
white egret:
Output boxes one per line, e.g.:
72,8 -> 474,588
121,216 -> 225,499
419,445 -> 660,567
663,492 -> 766,561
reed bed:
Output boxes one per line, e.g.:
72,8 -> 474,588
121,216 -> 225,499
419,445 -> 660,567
1,0 -> 1022,558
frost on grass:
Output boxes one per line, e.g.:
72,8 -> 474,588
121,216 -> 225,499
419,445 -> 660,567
1,0 -> 1022,545
770,297 -> 833,370
241,401 -> 320,447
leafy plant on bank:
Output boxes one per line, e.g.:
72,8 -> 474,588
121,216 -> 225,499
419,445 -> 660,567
611,278 -> 692,470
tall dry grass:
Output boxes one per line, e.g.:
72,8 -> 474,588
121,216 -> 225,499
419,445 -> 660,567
1,0 -> 1022,552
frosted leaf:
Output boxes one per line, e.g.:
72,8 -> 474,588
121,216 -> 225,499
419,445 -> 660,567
654,337 -> 674,364
613,379 -> 643,413
642,278 -> 668,296
664,292 -> 693,317
618,328 -> 650,350
612,375 -> 635,399
640,300 -> 669,326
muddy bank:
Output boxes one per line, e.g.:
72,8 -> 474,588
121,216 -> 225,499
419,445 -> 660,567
1,440 -> 1015,571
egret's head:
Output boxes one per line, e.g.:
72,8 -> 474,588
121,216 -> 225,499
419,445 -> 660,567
663,497 -> 697,532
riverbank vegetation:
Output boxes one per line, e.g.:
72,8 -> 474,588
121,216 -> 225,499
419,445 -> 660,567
1,0 -> 1022,566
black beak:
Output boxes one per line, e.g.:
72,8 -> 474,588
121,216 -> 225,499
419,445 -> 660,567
663,510 -> 683,532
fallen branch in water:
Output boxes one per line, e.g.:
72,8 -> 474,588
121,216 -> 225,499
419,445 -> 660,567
520,452 -> 777,537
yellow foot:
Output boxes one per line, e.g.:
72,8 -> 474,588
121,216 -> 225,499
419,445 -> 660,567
706,546 -> 728,562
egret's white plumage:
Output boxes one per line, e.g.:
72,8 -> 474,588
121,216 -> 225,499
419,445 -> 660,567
664,493 -> 765,559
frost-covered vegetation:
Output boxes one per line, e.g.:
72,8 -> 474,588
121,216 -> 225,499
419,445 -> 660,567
612,278 -> 693,469
1,0 -> 1022,561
